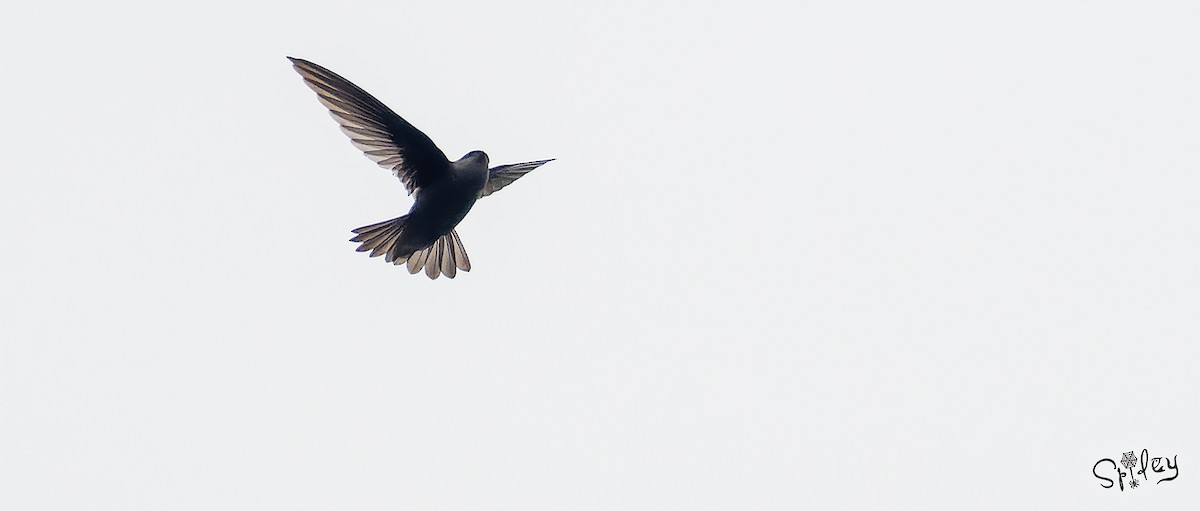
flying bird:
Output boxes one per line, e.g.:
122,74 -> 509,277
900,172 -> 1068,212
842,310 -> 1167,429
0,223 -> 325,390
288,57 -> 553,279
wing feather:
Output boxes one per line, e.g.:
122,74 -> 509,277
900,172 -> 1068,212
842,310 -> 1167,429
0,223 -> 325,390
479,159 -> 554,198
289,57 -> 450,194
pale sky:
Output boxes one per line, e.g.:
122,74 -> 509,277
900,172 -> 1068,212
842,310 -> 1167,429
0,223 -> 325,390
1,1 -> 1196,509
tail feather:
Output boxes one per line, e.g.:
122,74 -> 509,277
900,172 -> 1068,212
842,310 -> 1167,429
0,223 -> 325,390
371,227 -> 404,259
350,216 -> 404,238
354,226 -> 392,254
439,237 -> 456,278
348,216 -> 471,279
405,242 -> 430,273
349,215 -> 407,258
397,230 -> 471,279
449,230 -> 470,273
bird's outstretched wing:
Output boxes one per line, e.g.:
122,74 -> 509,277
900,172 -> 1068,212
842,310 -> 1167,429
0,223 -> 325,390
289,57 -> 450,195
480,159 -> 555,198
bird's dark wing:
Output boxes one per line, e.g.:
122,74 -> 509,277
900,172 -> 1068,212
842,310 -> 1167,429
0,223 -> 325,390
289,57 -> 450,195
479,159 -> 554,198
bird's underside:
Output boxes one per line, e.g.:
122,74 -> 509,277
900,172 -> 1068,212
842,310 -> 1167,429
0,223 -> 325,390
288,56 -> 553,279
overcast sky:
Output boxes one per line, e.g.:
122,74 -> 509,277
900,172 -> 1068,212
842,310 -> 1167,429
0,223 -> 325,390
1,1 -> 1196,509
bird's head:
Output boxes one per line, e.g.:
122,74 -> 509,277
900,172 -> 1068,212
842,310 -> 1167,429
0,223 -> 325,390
459,150 -> 489,168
